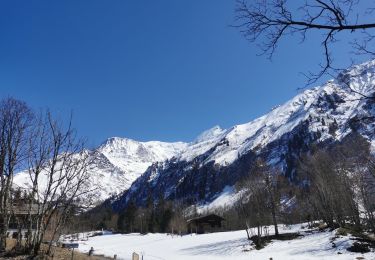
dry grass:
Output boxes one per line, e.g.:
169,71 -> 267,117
0,239 -> 112,260
5,239 -> 16,251
42,245 -> 113,260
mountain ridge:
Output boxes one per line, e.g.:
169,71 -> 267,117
109,59 -> 375,211
14,137 -> 188,205
14,59 -> 375,209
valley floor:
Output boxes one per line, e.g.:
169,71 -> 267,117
68,225 -> 374,260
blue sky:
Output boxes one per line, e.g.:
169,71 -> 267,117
0,1 -> 368,147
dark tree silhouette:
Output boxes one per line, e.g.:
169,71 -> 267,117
235,0 -> 375,85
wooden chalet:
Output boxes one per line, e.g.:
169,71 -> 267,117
187,214 -> 225,234
7,203 -> 39,239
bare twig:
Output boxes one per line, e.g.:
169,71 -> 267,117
235,0 -> 375,86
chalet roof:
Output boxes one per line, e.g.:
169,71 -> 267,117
187,214 -> 225,224
11,204 -> 39,215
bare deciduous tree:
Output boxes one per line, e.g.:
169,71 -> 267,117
0,98 -> 33,253
25,111 -> 91,256
0,98 -> 92,257
236,159 -> 283,247
297,135 -> 375,230
300,150 -> 351,228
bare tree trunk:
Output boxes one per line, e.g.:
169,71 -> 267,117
25,111 -> 91,256
244,221 -> 251,240
0,98 -> 32,253
271,206 -> 278,236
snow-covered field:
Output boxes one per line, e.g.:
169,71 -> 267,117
66,225 -> 374,260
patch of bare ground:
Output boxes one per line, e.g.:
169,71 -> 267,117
0,239 -> 113,260
250,232 -> 303,250
334,227 -> 375,254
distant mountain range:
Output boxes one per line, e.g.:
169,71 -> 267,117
14,59 -> 375,210
14,137 -> 187,205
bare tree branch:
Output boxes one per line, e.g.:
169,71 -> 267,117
234,0 -> 375,85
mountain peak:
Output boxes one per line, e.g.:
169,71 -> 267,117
336,59 -> 375,96
194,125 -> 226,143
100,136 -> 137,148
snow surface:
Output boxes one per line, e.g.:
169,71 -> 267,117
194,186 -> 245,214
68,225 -> 373,260
98,137 -> 188,184
174,59 -> 375,167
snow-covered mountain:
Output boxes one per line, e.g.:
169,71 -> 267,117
14,138 -> 187,205
111,59 -> 375,210
97,137 -> 188,185
14,59 -> 375,209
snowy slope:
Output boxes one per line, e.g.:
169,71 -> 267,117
13,150 -> 130,207
98,137 -> 187,183
14,138 -> 187,205
178,59 -> 375,167
187,59 -> 373,167
112,59 -> 375,209
67,224 -> 373,260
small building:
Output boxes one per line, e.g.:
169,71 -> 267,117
7,203 -> 39,239
187,214 -> 225,234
